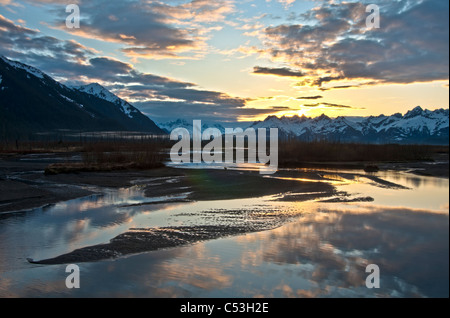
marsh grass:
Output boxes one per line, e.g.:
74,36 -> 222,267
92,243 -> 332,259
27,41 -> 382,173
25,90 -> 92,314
80,140 -> 166,167
0,139 -> 172,175
2,138 -> 447,173
278,141 -> 448,167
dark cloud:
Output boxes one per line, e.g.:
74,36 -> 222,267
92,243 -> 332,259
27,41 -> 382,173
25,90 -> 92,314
0,14 -> 96,65
253,66 -> 305,78
260,0 -> 449,88
2,0 -> 235,60
134,100 -> 272,123
302,102 -> 363,110
297,95 -> 323,100
46,0 -> 235,60
271,106 -> 292,110
0,0 -> 235,60
319,85 -> 358,91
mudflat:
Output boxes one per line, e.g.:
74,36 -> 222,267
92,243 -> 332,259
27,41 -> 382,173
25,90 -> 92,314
0,152 -> 335,214
1,151 -> 447,214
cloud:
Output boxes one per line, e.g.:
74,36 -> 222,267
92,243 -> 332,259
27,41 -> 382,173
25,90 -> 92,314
274,0 -> 296,10
302,102 -> 363,110
271,106 -> 292,110
43,0 -> 235,60
0,14 -> 96,68
1,0 -> 235,60
257,0 -> 449,88
253,66 -> 305,78
134,100 -> 273,123
297,95 -> 323,100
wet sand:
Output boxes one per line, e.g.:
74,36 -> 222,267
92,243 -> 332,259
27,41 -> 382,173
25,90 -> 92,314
28,224 -> 276,265
0,180 -> 93,214
27,202 -> 300,265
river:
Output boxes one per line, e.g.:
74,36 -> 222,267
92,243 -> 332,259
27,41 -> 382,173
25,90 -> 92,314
0,167 -> 448,297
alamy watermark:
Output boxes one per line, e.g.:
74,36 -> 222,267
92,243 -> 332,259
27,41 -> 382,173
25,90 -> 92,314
65,264 -> 80,289
366,264 -> 381,289
170,120 -> 279,175
366,4 -> 381,29
66,4 -> 80,29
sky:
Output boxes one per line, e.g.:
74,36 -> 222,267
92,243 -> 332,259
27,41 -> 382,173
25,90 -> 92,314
0,0 -> 448,124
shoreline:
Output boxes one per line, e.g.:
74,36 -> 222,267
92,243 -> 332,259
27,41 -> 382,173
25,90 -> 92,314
0,151 -> 448,214
278,152 -> 449,179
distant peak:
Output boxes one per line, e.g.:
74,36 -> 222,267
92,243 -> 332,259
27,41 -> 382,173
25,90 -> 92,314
316,114 -> 330,120
405,106 -> 424,118
78,82 -> 107,91
78,83 -> 113,96
265,115 -> 280,121
84,82 -> 104,89
172,119 -> 190,125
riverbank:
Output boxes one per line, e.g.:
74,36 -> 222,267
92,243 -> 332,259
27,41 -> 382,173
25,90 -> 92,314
0,152 -> 331,214
1,151 -> 448,214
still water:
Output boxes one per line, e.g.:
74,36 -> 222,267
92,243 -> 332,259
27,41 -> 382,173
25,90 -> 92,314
0,169 -> 448,297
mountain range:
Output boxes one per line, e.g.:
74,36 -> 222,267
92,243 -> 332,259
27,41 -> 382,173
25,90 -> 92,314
0,56 -> 164,139
158,107 -> 449,145
0,56 -> 448,145
249,107 -> 449,145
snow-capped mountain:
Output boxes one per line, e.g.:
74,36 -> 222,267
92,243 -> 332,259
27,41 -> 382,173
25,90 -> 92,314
0,56 -> 165,137
251,107 -> 449,145
0,55 -> 46,80
74,83 -> 139,119
159,119 -> 226,135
